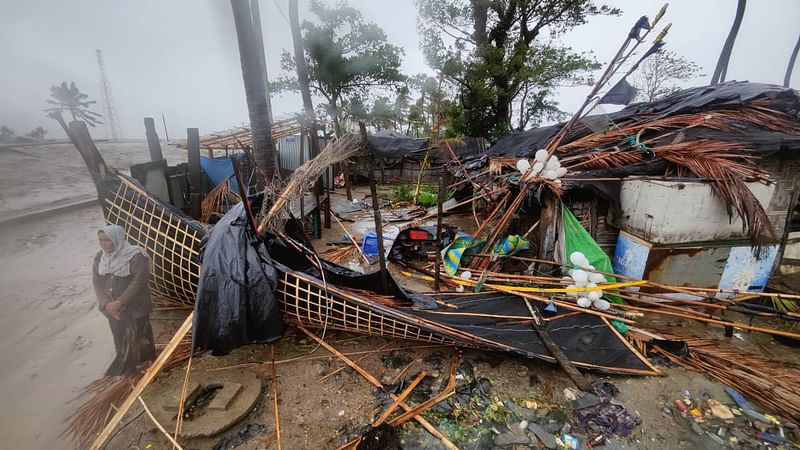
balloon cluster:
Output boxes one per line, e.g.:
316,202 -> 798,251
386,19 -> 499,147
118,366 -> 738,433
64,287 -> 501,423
516,149 -> 568,184
564,251 -> 610,310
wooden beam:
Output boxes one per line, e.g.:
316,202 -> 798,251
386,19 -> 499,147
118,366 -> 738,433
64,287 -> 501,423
144,117 -> 164,162
186,128 -> 202,219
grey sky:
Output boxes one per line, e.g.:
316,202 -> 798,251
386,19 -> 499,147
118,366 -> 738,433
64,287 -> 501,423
1,0 -> 798,141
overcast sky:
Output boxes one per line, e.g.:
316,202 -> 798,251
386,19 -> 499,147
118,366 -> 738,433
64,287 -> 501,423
1,0 -> 798,140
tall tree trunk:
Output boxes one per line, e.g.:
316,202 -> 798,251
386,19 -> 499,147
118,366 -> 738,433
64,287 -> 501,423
289,0 -> 320,159
711,0 -> 746,85
784,31 -> 800,87
250,0 -> 274,124
231,0 -> 275,185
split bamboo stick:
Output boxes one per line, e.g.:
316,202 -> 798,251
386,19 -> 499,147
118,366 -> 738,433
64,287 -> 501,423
372,370 -> 428,427
271,346 -> 282,450
298,326 -> 459,450
138,397 -> 185,450
173,355 -> 193,448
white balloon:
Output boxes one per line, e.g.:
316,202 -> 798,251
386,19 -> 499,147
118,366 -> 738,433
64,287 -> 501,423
545,157 -> 560,170
587,290 -> 602,301
516,159 -> 531,173
586,282 -> 598,289
535,149 -> 548,162
589,272 -> 606,284
593,299 -> 611,311
531,161 -> 544,175
577,297 -> 592,308
460,271 -> 472,280
543,169 -> 557,180
566,284 -> 579,297
555,167 -> 568,178
569,251 -> 586,266
554,179 -> 562,186
571,269 -> 589,285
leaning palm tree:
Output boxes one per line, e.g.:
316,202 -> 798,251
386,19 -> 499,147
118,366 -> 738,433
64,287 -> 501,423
45,81 -> 103,138
711,0 -> 746,85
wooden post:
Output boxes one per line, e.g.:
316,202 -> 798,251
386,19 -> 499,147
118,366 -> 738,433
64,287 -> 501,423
299,129 -> 306,222
342,161 -> 353,201
144,117 -> 164,162
360,122 -> 389,293
536,190 -> 559,275
187,128 -> 202,219
161,113 -> 170,143
434,170 -> 446,290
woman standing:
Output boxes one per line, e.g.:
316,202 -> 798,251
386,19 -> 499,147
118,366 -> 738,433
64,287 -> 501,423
92,224 -> 156,375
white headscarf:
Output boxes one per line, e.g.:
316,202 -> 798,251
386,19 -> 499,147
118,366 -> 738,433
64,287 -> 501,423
98,225 -> 149,277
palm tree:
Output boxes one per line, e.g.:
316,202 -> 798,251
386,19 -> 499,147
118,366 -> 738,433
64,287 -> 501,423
45,81 -> 102,137
784,31 -> 800,87
230,0 -> 276,185
711,0 -> 746,85
26,126 -> 48,142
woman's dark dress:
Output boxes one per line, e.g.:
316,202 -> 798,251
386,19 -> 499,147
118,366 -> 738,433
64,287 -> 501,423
92,252 -> 155,375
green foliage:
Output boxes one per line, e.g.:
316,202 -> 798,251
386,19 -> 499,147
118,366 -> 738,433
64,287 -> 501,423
391,184 -> 414,203
417,0 -> 616,138
631,50 -> 704,102
0,125 -> 15,140
391,184 -> 446,207
26,126 -> 48,141
274,0 -> 405,135
44,81 -> 102,127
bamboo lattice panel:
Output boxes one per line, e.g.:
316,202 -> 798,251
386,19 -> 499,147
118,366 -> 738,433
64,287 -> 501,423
102,175 -> 205,305
276,270 -> 457,346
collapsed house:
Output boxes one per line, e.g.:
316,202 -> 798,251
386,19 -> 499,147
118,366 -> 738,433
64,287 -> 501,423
458,81 -> 800,294
63,81 -> 800,449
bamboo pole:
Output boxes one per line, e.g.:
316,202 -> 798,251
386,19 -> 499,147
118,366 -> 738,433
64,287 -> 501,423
138,397 -> 185,450
434,173 -> 445,291
271,346 -> 282,450
90,312 -> 194,450
317,342 -> 393,383
331,213 -> 370,265
387,352 -> 460,427
372,370 -> 428,427
173,355 -> 193,448
298,326 -> 459,450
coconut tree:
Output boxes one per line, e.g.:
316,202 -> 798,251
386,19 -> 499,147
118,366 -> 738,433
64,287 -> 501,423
784,31 -> 800,87
45,81 -> 102,138
230,0 -> 276,185
711,0 -> 746,85
26,127 -> 48,142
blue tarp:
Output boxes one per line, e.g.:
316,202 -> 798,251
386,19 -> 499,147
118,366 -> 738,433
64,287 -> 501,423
200,155 -> 243,195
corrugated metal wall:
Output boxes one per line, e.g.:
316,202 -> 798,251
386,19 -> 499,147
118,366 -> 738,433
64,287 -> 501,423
277,134 -> 333,189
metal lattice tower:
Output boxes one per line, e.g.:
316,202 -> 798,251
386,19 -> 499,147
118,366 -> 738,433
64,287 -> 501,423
96,49 -> 123,141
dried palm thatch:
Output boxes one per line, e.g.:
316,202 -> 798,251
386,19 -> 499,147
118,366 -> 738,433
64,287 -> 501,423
550,105 -> 799,245
653,336 -> 800,422
200,177 -> 238,223
322,245 -> 362,265
61,337 -> 193,446
258,134 -> 364,234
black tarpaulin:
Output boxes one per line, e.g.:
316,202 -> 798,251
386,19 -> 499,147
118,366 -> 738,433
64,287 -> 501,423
192,203 -> 285,355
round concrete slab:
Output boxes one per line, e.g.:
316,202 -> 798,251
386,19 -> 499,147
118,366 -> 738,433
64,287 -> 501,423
144,368 -> 263,438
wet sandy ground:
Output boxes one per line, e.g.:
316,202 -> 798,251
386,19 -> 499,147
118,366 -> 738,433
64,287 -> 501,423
0,206 -> 111,449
